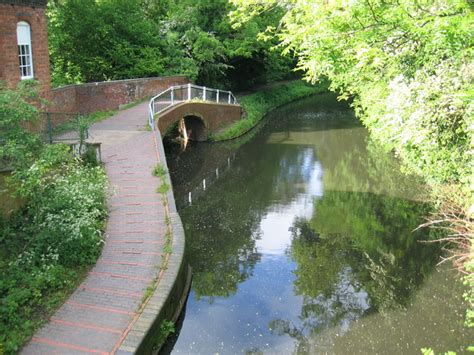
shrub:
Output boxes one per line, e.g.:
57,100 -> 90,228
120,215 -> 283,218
0,81 -> 43,170
0,144 -> 107,353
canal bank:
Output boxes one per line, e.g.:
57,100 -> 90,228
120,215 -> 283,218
22,102 -> 190,354
212,80 -> 328,141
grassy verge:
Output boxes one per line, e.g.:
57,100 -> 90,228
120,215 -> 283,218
0,145 -> 108,354
211,80 -> 328,141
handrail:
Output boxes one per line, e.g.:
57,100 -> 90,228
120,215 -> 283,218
148,83 -> 238,130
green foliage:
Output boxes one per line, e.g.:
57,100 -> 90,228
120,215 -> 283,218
0,86 -> 108,353
157,181 -> 170,194
361,59 -> 472,186
141,284 -> 155,304
231,0 -> 473,186
163,243 -> 173,255
161,320 -> 175,335
47,0 -> 294,90
0,81 -> 43,170
152,163 -> 167,178
0,146 -> 107,353
213,80 -> 328,141
51,110 -> 114,137
82,144 -> 100,167
421,349 -> 457,355
47,0 -> 166,85
154,319 -> 175,348
231,1 -> 473,350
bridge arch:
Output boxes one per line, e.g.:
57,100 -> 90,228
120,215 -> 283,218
182,114 -> 207,142
157,101 -> 242,141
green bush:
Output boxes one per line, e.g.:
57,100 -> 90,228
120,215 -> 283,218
0,144 -> 107,353
360,58 -> 473,187
0,81 -> 43,170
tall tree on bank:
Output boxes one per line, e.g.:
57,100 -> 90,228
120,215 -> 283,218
47,0 -> 296,90
231,0 -> 473,186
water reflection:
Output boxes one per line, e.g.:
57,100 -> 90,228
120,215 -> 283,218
277,192 -> 440,353
164,93 -> 470,354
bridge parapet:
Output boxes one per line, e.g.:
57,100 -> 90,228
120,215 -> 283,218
157,101 -> 242,141
148,83 -> 238,130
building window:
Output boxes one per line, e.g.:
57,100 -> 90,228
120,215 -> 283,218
17,21 -> 34,80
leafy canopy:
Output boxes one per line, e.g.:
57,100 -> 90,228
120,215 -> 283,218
230,0 -> 473,185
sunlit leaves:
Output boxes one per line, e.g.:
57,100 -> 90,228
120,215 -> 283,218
231,0 -> 473,185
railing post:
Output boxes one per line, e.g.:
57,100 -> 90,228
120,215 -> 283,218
228,92 -> 231,104
216,90 -> 219,103
171,87 -> 174,105
203,86 -> 206,101
188,83 -> 191,101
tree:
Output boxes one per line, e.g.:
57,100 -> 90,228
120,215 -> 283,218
230,0 -> 473,184
47,0 -> 296,90
0,81 -> 43,170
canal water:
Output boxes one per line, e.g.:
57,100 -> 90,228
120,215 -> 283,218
164,94 -> 470,354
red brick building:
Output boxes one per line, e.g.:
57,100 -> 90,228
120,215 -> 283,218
0,0 -> 51,97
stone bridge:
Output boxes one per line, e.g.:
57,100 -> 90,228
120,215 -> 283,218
149,84 -> 242,141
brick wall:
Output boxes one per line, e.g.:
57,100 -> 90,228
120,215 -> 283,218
50,76 -> 190,114
0,2 -> 51,98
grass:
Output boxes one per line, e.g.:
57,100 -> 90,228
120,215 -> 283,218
163,231 -> 173,254
152,163 -> 168,178
156,181 -> 170,194
212,80 -> 329,141
141,284 -> 155,305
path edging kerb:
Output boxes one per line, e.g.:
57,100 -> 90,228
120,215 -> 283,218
116,129 -> 190,354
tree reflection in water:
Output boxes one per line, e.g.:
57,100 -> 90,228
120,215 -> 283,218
274,191 -> 441,352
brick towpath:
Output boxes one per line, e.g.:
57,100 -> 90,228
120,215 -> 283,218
22,102 -> 173,354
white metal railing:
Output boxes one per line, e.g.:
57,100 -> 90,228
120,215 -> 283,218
148,83 -> 238,129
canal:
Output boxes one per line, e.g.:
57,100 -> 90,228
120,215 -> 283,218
164,93 -> 470,354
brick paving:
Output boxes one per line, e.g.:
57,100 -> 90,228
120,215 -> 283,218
22,102 -> 171,354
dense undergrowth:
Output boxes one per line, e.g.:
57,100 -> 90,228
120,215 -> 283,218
0,83 -> 108,353
212,80 -> 328,141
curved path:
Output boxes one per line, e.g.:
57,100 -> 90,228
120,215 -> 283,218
22,102 -> 187,354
